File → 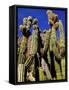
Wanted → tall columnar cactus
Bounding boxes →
[59,20,65,79]
[43,29,51,54]
[54,20,65,80]
[18,36,28,64]
[31,24,39,81]
[59,20,65,56]
[17,16,32,82]
[32,24,39,55]
[50,27,61,59]
[17,26,28,82]
[50,26,62,80]
[46,10,65,80]
[19,18,40,82]
[40,29,52,80]
[17,36,27,81]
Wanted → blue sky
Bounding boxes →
[17,7,66,40]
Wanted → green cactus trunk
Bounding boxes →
[17,64,25,82]
[43,30,51,53]
[59,20,65,79]
[61,58,65,79]
[54,59,62,80]
[38,67,46,81]
[50,27,62,79]
[32,31,38,55]
[59,20,65,48]
[18,36,28,64]
[17,36,28,82]
[50,27,61,59]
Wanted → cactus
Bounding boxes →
[38,67,46,81]
[32,25,39,55]
[47,10,58,27]
[59,20,65,56]
[61,58,65,79]
[17,17,32,82]
[54,59,62,80]
[32,18,38,25]
[59,20,65,79]
[17,64,25,82]
[17,12,66,82]
[17,35,28,82]
[43,29,51,54]
[49,20,65,80]
[50,27,61,59]
[41,58,52,80]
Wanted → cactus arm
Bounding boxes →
[59,20,65,47]
[32,30,38,55]
[59,20,65,79]
[43,30,51,53]
[50,27,61,59]
[59,20,65,57]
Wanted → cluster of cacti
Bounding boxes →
[17,10,65,82]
